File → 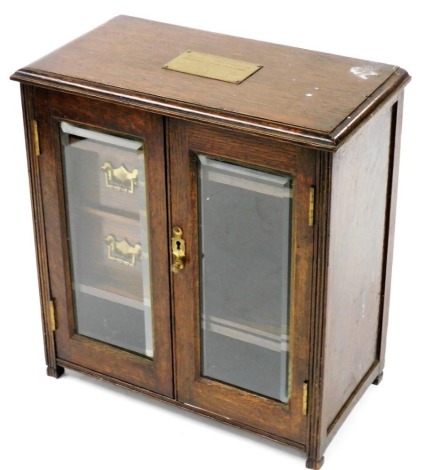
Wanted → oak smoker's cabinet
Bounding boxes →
[12,16,410,469]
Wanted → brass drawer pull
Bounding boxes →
[101,162,138,194]
[104,235,142,267]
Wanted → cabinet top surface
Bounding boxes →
[12,16,410,148]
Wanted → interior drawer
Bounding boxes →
[72,208,147,301]
[64,137,146,215]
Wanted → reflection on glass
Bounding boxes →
[61,122,153,357]
[198,155,292,402]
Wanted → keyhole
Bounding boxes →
[176,240,181,250]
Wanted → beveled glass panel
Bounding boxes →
[198,155,292,402]
[61,122,153,357]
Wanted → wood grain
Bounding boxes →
[320,103,395,450]
[11,16,410,149]
[21,85,63,378]
[306,150,332,464]
[377,93,405,370]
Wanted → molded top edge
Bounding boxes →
[11,16,411,149]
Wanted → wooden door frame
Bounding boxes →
[168,118,315,445]
[33,88,174,397]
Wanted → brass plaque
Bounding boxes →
[163,50,262,84]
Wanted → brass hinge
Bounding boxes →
[303,381,309,415]
[48,299,56,331]
[32,120,41,156]
[308,187,315,226]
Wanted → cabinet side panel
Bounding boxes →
[321,106,393,435]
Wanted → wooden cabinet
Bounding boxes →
[11,16,410,469]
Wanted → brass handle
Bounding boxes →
[101,162,138,194]
[171,226,186,273]
[104,235,142,267]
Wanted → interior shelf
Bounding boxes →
[79,201,147,221]
[78,283,148,310]
[199,155,292,199]
[62,122,144,152]
[202,314,289,352]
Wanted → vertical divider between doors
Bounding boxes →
[167,117,188,403]
[167,119,202,405]
[164,116,178,399]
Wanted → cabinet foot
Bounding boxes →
[306,456,325,469]
[46,365,65,378]
[372,371,384,385]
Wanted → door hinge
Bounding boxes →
[308,187,315,226]
[303,381,309,415]
[32,120,41,157]
[48,299,56,331]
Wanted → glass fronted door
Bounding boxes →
[198,155,293,403]
[170,120,315,443]
[61,122,153,358]
[37,92,173,396]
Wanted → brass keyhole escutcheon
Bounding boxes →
[171,226,186,273]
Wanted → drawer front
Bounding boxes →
[75,209,145,301]
[98,145,146,214]
[65,134,145,215]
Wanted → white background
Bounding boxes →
[0,2,422,469]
